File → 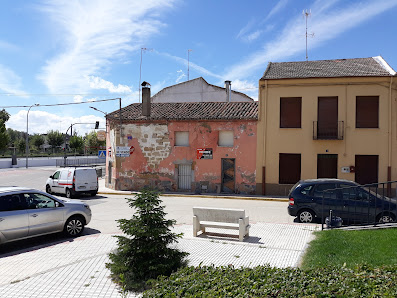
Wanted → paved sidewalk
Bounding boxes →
[97,178,289,202]
[0,223,319,298]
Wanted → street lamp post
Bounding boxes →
[26,103,39,169]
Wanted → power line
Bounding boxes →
[0,97,121,109]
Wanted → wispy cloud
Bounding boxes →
[37,0,176,93]
[0,41,19,52]
[225,0,397,80]
[0,64,28,96]
[175,70,186,83]
[159,51,223,80]
[265,0,289,21]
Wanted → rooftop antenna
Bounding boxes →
[139,47,153,103]
[303,9,314,61]
[187,49,193,81]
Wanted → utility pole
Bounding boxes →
[187,49,193,81]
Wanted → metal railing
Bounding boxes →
[56,157,105,167]
[321,181,397,230]
[313,121,344,140]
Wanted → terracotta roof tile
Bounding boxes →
[107,101,258,121]
[262,57,396,80]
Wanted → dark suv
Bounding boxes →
[287,179,397,224]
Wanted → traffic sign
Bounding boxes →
[98,150,106,158]
[97,130,106,141]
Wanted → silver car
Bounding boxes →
[0,187,92,244]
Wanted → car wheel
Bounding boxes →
[65,188,72,198]
[46,185,52,194]
[298,210,315,223]
[90,191,97,197]
[377,213,396,223]
[64,216,85,237]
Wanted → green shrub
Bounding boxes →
[106,188,188,292]
[143,264,397,297]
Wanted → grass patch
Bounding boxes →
[301,228,397,270]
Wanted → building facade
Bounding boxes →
[106,89,258,194]
[151,77,253,103]
[256,56,397,196]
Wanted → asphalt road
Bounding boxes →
[0,166,295,251]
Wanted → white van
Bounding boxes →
[46,167,98,198]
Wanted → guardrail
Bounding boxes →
[56,158,105,167]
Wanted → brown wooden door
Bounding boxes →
[318,97,338,139]
[221,158,235,193]
[317,154,338,178]
[355,155,378,185]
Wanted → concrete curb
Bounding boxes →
[97,191,289,202]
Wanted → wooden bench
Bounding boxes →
[193,207,250,242]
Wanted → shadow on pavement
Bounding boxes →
[195,232,264,244]
[0,227,101,257]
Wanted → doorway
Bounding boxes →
[221,158,235,193]
[355,155,378,185]
[317,154,338,178]
[178,164,192,190]
[318,97,338,139]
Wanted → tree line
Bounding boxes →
[0,109,105,156]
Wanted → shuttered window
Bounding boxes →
[279,153,301,184]
[175,131,189,146]
[356,96,379,128]
[280,97,302,128]
[218,131,234,147]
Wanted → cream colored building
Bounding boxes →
[256,56,397,196]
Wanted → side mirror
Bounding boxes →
[49,175,53,179]
[55,202,60,208]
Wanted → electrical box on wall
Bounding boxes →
[349,166,355,173]
[341,167,350,173]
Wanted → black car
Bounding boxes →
[287,179,397,224]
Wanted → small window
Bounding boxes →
[175,131,189,146]
[300,185,313,195]
[280,97,302,128]
[218,131,233,147]
[53,171,60,179]
[312,183,337,199]
[356,96,379,128]
[24,193,56,209]
[279,153,301,184]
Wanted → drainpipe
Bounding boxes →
[388,76,393,194]
[262,80,268,195]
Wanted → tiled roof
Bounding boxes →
[107,101,258,121]
[261,56,396,80]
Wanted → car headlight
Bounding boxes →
[84,204,90,210]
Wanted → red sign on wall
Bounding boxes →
[197,148,213,159]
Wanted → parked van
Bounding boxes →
[46,167,98,198]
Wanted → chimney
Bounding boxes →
[142,81,151,116]
[224,80,231,102]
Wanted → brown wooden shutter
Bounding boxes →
[356,96,379,128]
[279,153,301,184]
[280,97,302,128]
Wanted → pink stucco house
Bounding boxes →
[105,85,258,194]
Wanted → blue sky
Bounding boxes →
[1,0,397,135]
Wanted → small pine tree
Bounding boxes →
[106,188,188,291]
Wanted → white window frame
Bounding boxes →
[175,131,189,147]
[218,130,234,147]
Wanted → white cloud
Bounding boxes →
[37,0,176,93]
[176,70,186,83]
[7,110,105,136]
[246,30,262,42]
[236,19,256,40]
[86,76,132,93]
[0,64,28,96]
[73,95,83,103]
[225,0,397,80]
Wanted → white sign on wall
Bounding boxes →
[116,146,131,157]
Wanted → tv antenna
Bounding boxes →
[187,49,193,81]
[139,47,153,102]
[303,9,314,61]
